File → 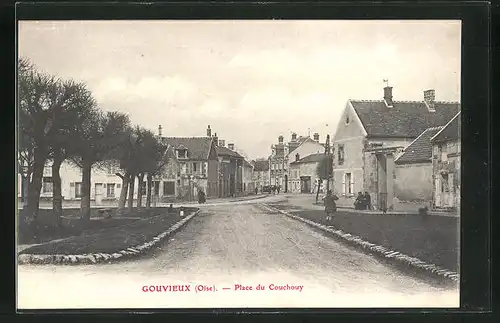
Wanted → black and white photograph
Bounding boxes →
[17,19,461,309]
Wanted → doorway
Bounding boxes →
[300,176,311,193]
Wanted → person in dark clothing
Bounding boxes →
[324,190,338,221]
[354,192,365,210]
[198,189,206,204]
[168,204,174,213]
[255,187,258,195]
[364,191,372,210]
[277,186,280,194]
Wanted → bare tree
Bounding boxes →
[315,155,333,203]
[18,58,80,224]
[70,110,130,222]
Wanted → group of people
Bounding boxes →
[354,191,372,210]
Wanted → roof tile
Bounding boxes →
[395,126,443,164]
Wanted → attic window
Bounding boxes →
[345,114,350,124]
[177,149,187,159]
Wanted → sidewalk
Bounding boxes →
[280,194,458,217]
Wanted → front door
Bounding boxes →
[300,177,311,193]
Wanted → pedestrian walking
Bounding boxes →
[324,190,337,222]
[277,186,280,194]
[255,187,258,195]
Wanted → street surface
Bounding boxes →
[18,198,459,309]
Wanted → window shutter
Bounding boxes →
[350,173,355,195]
[342,174,346,195]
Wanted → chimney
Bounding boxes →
[295,153,300,161]
[206,125,211,137]
[228,143,234,151]
[213,133,218,146]
[158,125,162,137]
[278,135,284,144]
[383,86,393,107]
[424,89,436,111]
[313,133,319,142]
[219,140,225,147]
[291,132,297,141]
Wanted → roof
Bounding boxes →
[395,126,443,164]
[253,160,269,171]
[287,136,326,156]
[161,137,213,160]
[243,159,253,168]
[431,112,461,143]
[290,153,326,165]
[350,100,460,138]
[216,146,244,158]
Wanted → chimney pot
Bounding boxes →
[291,133,297,141]
[278,135,284,143]
[213,133,218,146]
[206,125,211,137]
[424,89,436,106]
[228,143,235,150]
[313,133,319,142]
[158,125,162,137]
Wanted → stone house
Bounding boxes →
[252,159,270,191]
[242,159,255,194]
[430,111,461,211]
[215,141,245,198]
[289,153,325,194]
[331,86,460,210]
[161,135,219,201]
[394,126,444,203]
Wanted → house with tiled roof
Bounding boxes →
[252,159,270,191]
[394,126,443,203]
[332,85,460,211]
[430,111,461,211]
[161,134,219,200]
[289,153,326,193]
[269,132,326,193]
[214,138,245,198]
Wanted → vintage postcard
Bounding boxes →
[17,20,461,309]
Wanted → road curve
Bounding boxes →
[18,203,459,309]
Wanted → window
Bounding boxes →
[202,162,207,176]
[345,114,350,124]
[177,149,187,159]
[164,181,175,195]
[193,162,197,172]
[42,177,53,194]
[440,144,448,161]
[343,173,353,195]
[441,173,449,192]
[139,182,146,195]
[75,182,82,198]
[338,144,345,165]
[107,184,115,198]
[117,183,121,189]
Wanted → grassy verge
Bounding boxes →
[269,204,459,273]
[19,207,198,255]
[17,207,187,245]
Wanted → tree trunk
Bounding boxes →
[146,173,153,209]
[136,173,144,208]
[80,159,92,222]
[22,176,30,208]
[51,155,64,227]
[117,172,130,215]
[25,147,46,224]
[128,173,135,212]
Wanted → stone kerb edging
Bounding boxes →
[18,210,200,265]
[260,204,459,284]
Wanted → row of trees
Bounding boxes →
[18,58,169,227]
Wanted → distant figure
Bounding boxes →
[324,190,338,221]
[180,207,185,217]
[198,189,206,204]
[255,187,258,195]
[277,186,280,194]
[168,204,174,213]
[272,186,276,195]
[354,192,365,210]
[364,191,372,210]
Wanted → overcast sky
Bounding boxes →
[18,20,460,159]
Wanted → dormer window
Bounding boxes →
[176,149,187,159]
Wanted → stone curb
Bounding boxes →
[260,203,459,284]
[18,210,200,265]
